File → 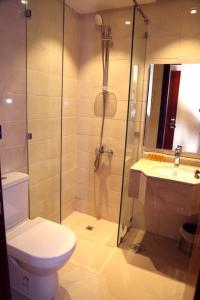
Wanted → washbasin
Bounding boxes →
[151,165,194,179]
[129,159,200,216]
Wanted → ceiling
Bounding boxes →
[65,0,156,14]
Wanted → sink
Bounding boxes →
[151,166,194,180]
[129,159,200,216]
[129,159,200,240]
[130,159,199,184]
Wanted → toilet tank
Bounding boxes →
[2,172,29,230]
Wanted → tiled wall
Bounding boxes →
[73,8,133,222]
[145,0,200,65]
[26,3,133,224]
[132,0,200,240]
[27,0,63,222]
[0,0,27,174]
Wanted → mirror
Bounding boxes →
[144,64,200,154]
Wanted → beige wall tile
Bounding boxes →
[27,4,133,223]
[28,95,61,119]
[62,117,76,137]
[62,135,76,154]
[27,0,63,222]
[29,157,60,186]
[28,138,60,164]
[62,152,76,172]
[0,1,27,174]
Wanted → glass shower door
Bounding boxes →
[0,0,27,175]
[118,7,148,244]
[27,0,64,223]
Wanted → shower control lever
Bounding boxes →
[103,148,114,156]
[95,145,113,157]
[194,169,200,179]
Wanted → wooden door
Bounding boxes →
[163,70,181,149]
[0,166,11,299]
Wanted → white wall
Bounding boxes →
[173,64,200,153]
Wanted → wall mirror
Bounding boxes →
[144,64,200,154]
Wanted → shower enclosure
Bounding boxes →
[0,0,145,244]
[26,0,136,230]
[26,0,64,223]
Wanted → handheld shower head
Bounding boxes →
[95,14,111,40]
[95,14,104,26]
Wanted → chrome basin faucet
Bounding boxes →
[174,145,182,167]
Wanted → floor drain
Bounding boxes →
[129,243,145,253]
[85,225,94,231]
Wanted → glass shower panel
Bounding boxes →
[118,8,147,244]
[62,2,134,227]
[61,6,79,221]
[0,0,27,174]
[27,0,64,223]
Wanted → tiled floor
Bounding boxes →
[57,211,187,300]
[121,228,189,282]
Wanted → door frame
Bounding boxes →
[0,165,11,299]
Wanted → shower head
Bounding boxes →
[95,14,104,26]
[95,14,112,41]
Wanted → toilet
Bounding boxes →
[2,172,76,300]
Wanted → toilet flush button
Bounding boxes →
[23,276,29,289]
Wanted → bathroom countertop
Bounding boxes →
[130,159,200,185]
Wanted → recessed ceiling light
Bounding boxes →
[125,21,131,25]
[190,8,198,14]
[21,0,28,5]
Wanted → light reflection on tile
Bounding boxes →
[58,212,186,300]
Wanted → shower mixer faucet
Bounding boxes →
[95,145,113,157]
[94,145,114,172]
[174,145,182,167]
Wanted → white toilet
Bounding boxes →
[2,172,76,300]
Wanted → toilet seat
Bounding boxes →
[6,217,76,270]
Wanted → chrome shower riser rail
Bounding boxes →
[132,0,149,23]
[94,15,112,172]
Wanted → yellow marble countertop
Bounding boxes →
[130,159,200,185]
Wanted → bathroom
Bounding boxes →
[0,0,200,299]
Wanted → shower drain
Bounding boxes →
[129,243,145,253]
[85,225,94,231]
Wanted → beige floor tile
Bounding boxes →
[121,228,189,282]
[59,261,96,288]
[58,263,121,300]
[60,212,186,300]
[62,211,118,247]
[101,247,185,300]
[70,238,114,273]
[56,287,71,300]
[65,275,111,300]
[62,211,90,230]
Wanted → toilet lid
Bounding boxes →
[6,217,76,268]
